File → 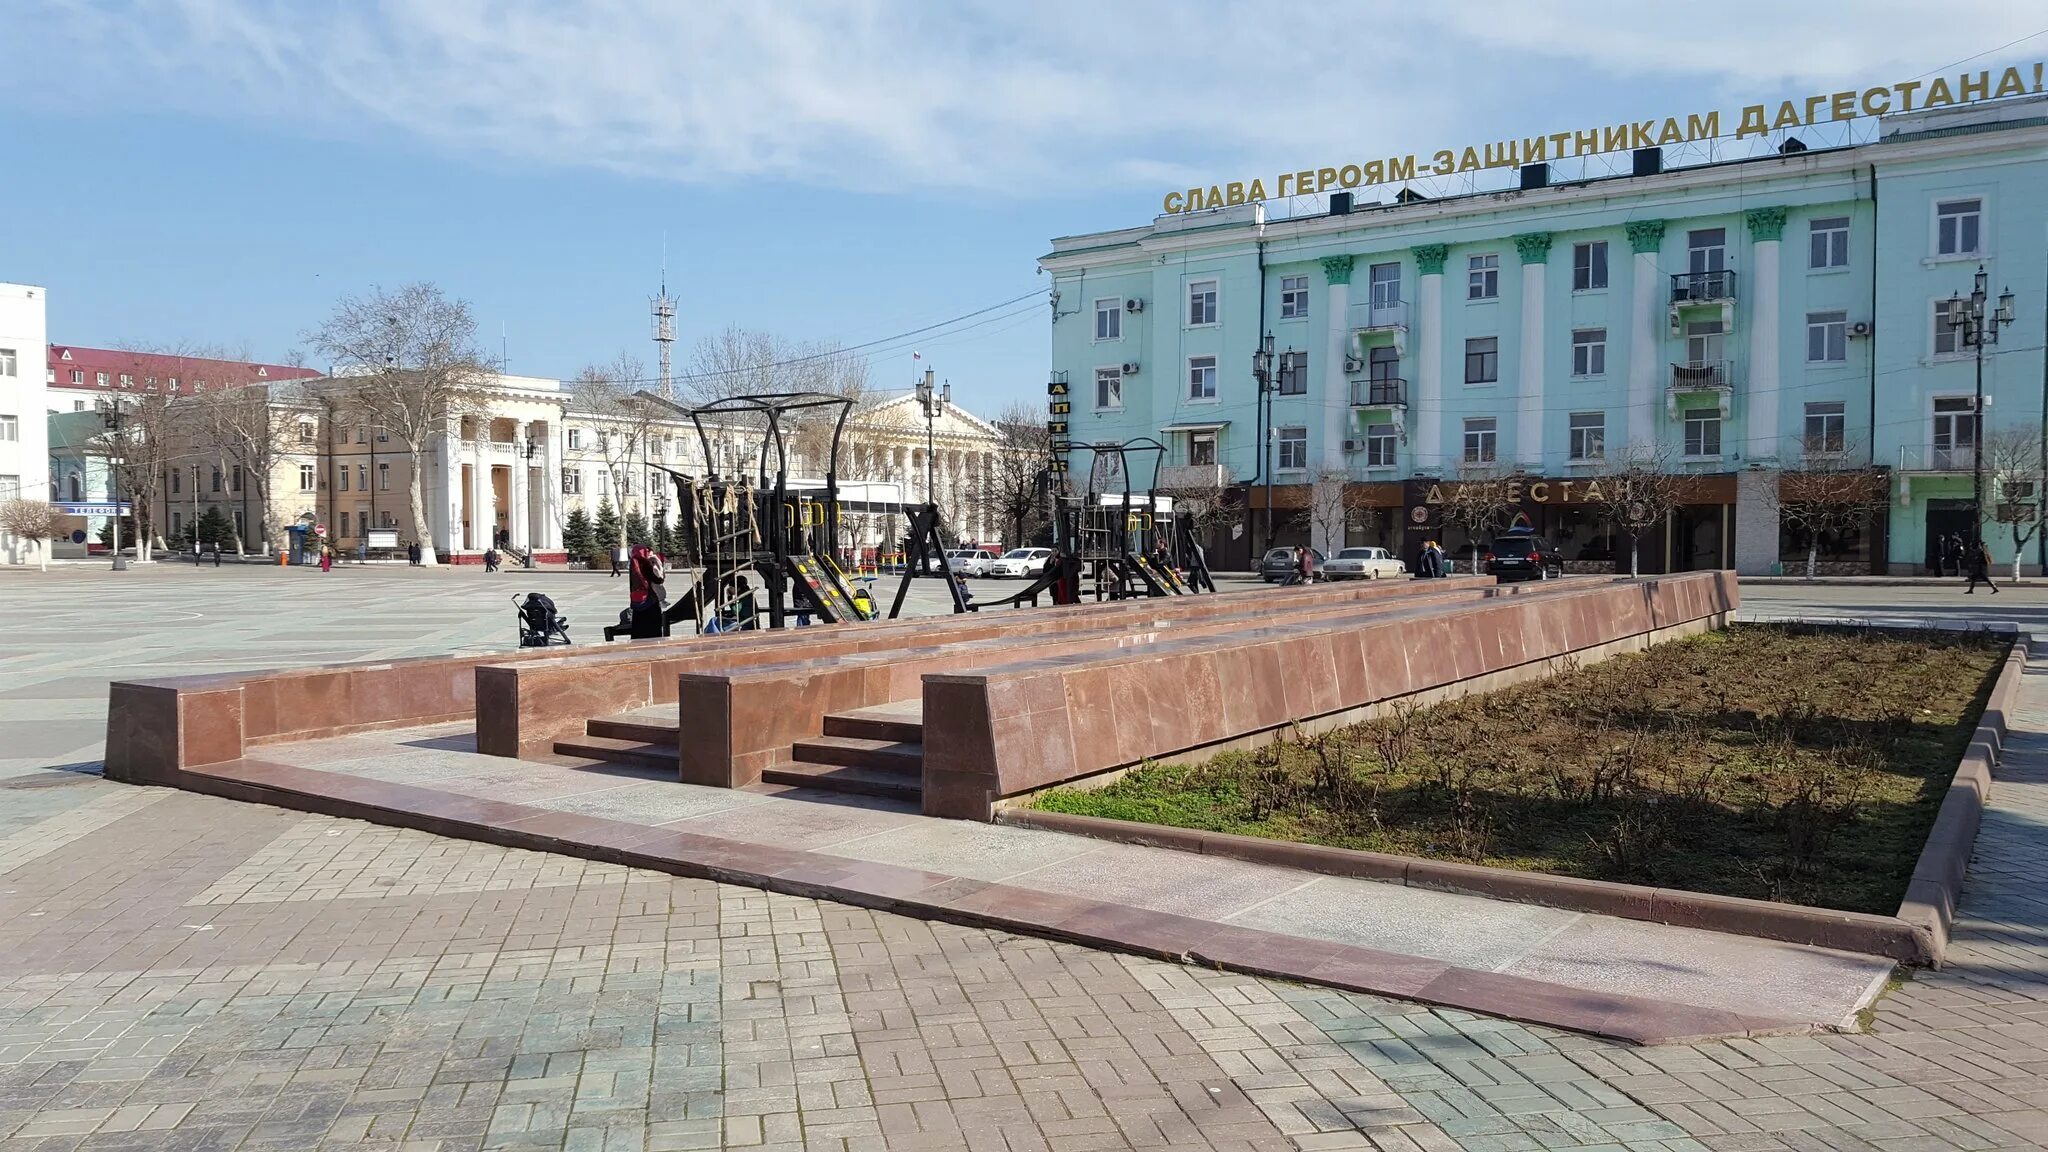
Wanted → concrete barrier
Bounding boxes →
[922,572,1739,820]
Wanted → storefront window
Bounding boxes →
[1552,507,1617,565]
[1780,517,1872,565]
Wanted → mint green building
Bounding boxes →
[1041,94,2048,575]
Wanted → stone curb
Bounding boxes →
[998,629,2030,967]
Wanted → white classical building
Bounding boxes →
[0,283,51,563]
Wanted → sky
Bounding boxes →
[3,1,2045,418]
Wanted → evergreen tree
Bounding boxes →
[594,496,621,557]
[651,515,677,560]
[562,506,595,561]
[625,509,652,549]
[194,506,234,550]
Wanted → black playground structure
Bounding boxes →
[590,394,1213,642]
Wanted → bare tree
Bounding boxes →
[1774,445,1889,581]
[571,353,667,551]
[1298,469,1381,554]
[973,402,1052,547]
[93,393,191,562]
[0,499,66,570]
[687,325,869,405]
[190,380,313,554]
[1435,463,1520,571]
[1588,442,1700,577]
[1158,475,1240,555]
[306,283,494,565]
[1982,428,2043,581]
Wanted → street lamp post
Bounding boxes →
[1250,333,1295,548]
[1945,265,2017,544]
[101,405,127,571]
[914,367,949,508]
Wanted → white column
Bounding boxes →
[1625,220,1666,450]
[1514,233,1550,469]
[1746,208,1785,460]
[1319,256,1353,475]
[468,439,488,551]
[508,446,529,550]
[1413,246,1446,472]
[431,429,458,563]
[540,422,563,550]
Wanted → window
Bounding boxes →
[1568,412,1605,460]
[1683,407,1722,457]
[1936,198,1981,256]
[1463,417,1497,462]
[1572,241,1608,290]
[1277,426,1308,471]
[171,511,182,538]
[1685,318,1725,366]
[357,463,368,491]
[0,476,15,502]
[297,422,314,443]
[1365,424,1397,468]
[0,415,14,442]
[0,349,14,376]
[1368,263,1401,309]
[1279,275,1309,319]
[358,511,369,540]
[1464,337,1498,384]
[563,469,583,495]
[299,465,315,492]
[1806,311,1847,363]
[1187,279,1218,326]
[209,467,222,493]
[1094,298,1122,340]
[1809,217,1849,268]
[378,462,390,491]
[168,377,180,392]
[1278,351,1308,396]
[1467,254,1499,300]
[1189,431,1217,466]
[337,465,349,492]
[96,372,109,387]
[1095,366,1123,409]
[69,368,83,384]
[356,426,367,443]
[1571,328,1607,377]
[1933,397,1978,459]
[170,468,180,494]
[1804,401,1845,453]
[119,374,134,388]
[1934,299,1963,356]
[1188,355,1217,401]
[232,465,243,492]
[1687,228,1726,273]
[1368,345,1398,381]
[73,400,84,412]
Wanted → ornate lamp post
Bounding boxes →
[1945,265,2016,542]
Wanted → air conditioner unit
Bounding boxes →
[1121,361,1141,375]
[1850,320,1874,338]
[1343,438,1363,453]
[1343,356,1365,373]
[1125,298,1145,313]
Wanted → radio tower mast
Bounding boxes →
[650,251,677,400]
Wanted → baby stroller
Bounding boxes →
[515,592,571,647]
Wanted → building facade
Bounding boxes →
[1042,95,2048,575]
[0,284,51,564]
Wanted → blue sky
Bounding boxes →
[3,1,2042,416]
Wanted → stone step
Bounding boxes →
[789,735,923,775]
[551,735,677,772]
[821,703,924,744]
[586,715,679,746]
[760,761,923,801]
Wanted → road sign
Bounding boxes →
[54,502,131,517]
[314,523,327,536]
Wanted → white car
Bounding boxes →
[944,548,997,577]
[990,547,1053,578]
[1322,546,1408,581]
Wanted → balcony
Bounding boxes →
[1669,360,1733,393]
[1669,269,1737,305]
[1348,299,1409,333]
[1350,378,1408,409]
[1897,444,1976,473]
[1156,463,1233,490]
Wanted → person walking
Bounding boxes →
[318,543,333,573]
[627,541,669,638]
[1299,544,1317,585]
[610,543,628,577]
[483,546,501,573]
[1965,537,1998,594]
[407,540,421,566]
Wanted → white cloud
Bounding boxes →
[12,1,2045,197]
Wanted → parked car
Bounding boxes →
[1322,546,1407,581]
[943,548,998,576]
[1483,535,1564,581]
[1258,546,1326,583]
[991,547,1054,577]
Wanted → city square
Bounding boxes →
[8,7,2048,1151]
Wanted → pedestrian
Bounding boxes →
[1187,540,1215,593]
[1966,537,1998,594]
[407,540,420,566]
[211,542,221,568]
[319,543,333,573]
[483,546,501,573]
[953,570,974,607]
[610,543,627,577]
[627,541,669,638]
[1299,544,1317,585]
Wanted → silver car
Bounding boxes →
[1322,546,1407,581]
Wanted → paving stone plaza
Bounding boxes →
[4,566,2048,1151]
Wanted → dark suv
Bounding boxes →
[1483,535,1564,582]
[1259,546,1325,583]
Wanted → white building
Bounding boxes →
[0,283,51,563]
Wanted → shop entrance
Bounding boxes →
[1925,500,1974,573]
[1669,504,1729,571]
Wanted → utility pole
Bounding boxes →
[651,254,677,400]
[1944,265,2016,544]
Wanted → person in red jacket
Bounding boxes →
[627,543,670,638]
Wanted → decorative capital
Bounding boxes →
[1624,219,1666,254]
[1512,232,1553,265]
[1744,205,1788,243]
[1319,255,1355,286]
[1412,243,1449,276]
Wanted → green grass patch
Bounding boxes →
[1035,624,2006,913]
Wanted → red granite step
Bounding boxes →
[586,714,679,746]
[551,735,677,772]
[822,701,924,744]
[760,761,923,801]
[789,735,923,775]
